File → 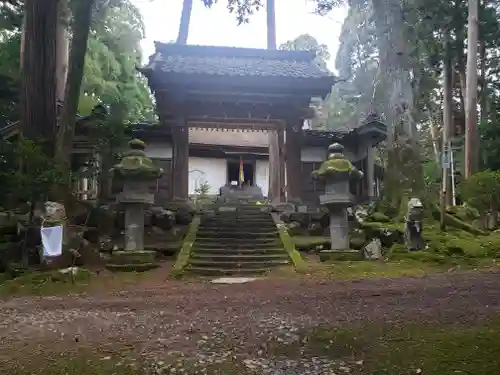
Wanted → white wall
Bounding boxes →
[145,142,173,159]
[301,146,326,162]
[188,157,227,195]
[255,160,269,197]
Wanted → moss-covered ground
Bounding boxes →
[271,319,500,375]
[289,219,500,279]
[0,264,174,298]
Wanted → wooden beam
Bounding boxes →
[189,121,283,131]
[157,101,311,122]
[155,88,310,106]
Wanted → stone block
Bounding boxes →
[109,250,156,265]
[319,249,363,262]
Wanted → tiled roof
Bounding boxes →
[144,42,335,80]
[189,128,269,148]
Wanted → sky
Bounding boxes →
[132,0,348,72]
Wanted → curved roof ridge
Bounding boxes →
[153,41,317,62]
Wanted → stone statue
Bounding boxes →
[107,139,163,271]
[313,143,363,261]
[405,197,424,251]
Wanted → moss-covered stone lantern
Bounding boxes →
[313,143,363,261]
[107,139,163,272]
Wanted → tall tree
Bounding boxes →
[266,0,276,49]
[20,0,58,154]
[265,0,281,202]
[177,0,193,43]
[56,0,95,169]
[465,0,479,178]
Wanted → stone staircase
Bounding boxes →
[186,204,290,276]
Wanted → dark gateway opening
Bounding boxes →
[227,159,254,186]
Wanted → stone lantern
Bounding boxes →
[313,143,363,261]
[107,139,163,271]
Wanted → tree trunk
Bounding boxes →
[19,14,25,71]
[56,0,69,103]
[266,0,276,49]
[478,39,487,123]
[442,34,453,207]
[426,106,440,164]
[176,0,193,44]
[266,0,280,202]
[464,0,479,178]
[56,0,94,169]
[20,0,58,153]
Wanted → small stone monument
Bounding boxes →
[313,143,364,261]
[405,197,424,251]
[107,139,163,271]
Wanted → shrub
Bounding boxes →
[460,171,500,214]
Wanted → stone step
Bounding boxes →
[195,236,279,243]
[201,216,272,221]
[200,219,276,228]
[190,252,288,262]
[193,243,284,251]
[186,266,274,276]
[199,223,276,230]
[202,212,271,215]
[196,230,279,238]
[189,259,289,269]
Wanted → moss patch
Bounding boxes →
[0,269,93,297]
[293,235,330,251]
[312,157,362,178]
[422,222,500,258]
[272,214,308,273]
[366,212,390,223]
[170,215,201,278]
[281,320,500,375]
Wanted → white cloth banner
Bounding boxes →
[41,225,63,257]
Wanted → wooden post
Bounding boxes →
[268,129,281,203]
[278,127,285,202]
[285,120,302,202]
[172,111,189,201]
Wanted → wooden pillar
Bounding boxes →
[278,127,285,202]
[171,112,189,201]
[268,128,281,203]
[286,120,302,202]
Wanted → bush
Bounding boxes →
[460,171,500,214]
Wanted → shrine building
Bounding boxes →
[136,42,385,207]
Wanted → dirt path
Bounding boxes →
[1,271,499,357]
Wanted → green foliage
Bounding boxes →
[195,181,211,197]
[0,139,65,202]
[81,0,154,122]
[279,34,330,69]
[460,171,500,212]
[480,118,500,171]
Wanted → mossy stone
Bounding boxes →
[320,249,363,262]
[106,263,158,272]
[109,250,156,265]
[112,138,162,180]
[367,212,391,223]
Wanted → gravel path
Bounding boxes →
[1,271,500,373]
